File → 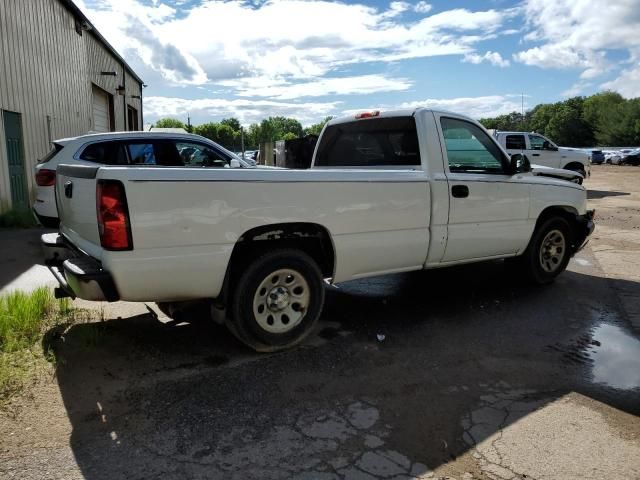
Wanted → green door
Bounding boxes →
[3,110,28,209]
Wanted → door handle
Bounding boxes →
[451,185,469,198]
[532,153,540,156]
[64,181,73,198]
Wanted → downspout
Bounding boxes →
[122,63,127,129]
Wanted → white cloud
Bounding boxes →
[463,50,510,67]
[218,74,412,99]
[144,96,341,126]
[414,1,432,14]
[80,0,513,91]
[344,95,525,120]
[514,0,640,82]
[562,81,593,97]
[601,64,640,98]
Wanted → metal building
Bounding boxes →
[0,0,144,212]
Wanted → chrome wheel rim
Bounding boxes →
[539,229,566,273]
[253,268,310,334]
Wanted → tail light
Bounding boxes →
[35,169,56,186]
[97,180,133,250]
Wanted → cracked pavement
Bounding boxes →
[1,165,640,479]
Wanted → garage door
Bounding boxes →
[92,86,110,132]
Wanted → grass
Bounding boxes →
[0,287,74,407]
[0,208,37,228]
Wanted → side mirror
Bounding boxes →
[229,158,241,168]
[543,141,558,151]
[510,153,531,174]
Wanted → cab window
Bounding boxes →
[506,134,526,150]
[528,134,545,150]
[440,117,507,174]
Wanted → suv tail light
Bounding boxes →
[97,180,133,250]
[35,169,56,186]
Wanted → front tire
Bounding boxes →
[516,217,573,284]
[228,249,325,352]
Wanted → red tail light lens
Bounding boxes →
[35,169,56,186]
[97,180,132,250]
[355,110,380,119]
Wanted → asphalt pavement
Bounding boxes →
[0,165,639,480]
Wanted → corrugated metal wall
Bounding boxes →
[0,0,143,211]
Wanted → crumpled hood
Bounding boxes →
[531,164,583,182]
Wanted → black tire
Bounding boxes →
[564,164,586,183]
[515,216,573,285]
[228,249,325,352]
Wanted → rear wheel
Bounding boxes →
[228,249,325,352]
[514,216,573,284]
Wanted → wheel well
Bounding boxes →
[563,161,586,172]
[219,223,335,305]
[535,206,580,243]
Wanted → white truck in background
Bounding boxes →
[492,131,591,181]
[43,109,594,352]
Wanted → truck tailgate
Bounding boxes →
[55,164,103,258]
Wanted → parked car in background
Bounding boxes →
[589,150,605,164]
[620,148,640,166]
[33,132,251,227]
[492,131,591,179]
[604,151,622,165]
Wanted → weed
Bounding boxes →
[0,288,77,406]
[0,208,37,228]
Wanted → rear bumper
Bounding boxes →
[42,233,119,302]
[574,209,595,253]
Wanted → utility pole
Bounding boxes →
[521,93,525,130]
[240,126,245,158]
[187,114,192,133]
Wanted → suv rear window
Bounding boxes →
[38,143,64,164]
[315,117,420,167]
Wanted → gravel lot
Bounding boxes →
[1,164,639,480]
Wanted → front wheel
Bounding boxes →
[228,249,325,352]
[515,217,573,284]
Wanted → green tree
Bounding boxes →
[194,122,219,142]
[304,116,333,136]
[154,118,186,129]
[282,132,298,141]
[220,118,241,132]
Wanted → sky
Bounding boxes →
[75,0,640,126]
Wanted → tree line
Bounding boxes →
[153,91,640,149]
[153,116,332,151]
[479,91,640,147]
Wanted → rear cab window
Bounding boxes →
[314,117,420,167]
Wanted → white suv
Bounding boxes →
[33,131,249,227]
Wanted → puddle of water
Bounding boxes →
[591,324,640,390]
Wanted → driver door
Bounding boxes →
[437,116,532,262]
[527,134,560,169]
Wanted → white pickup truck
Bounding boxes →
[492,131,591,180]
[43,109,594,351]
